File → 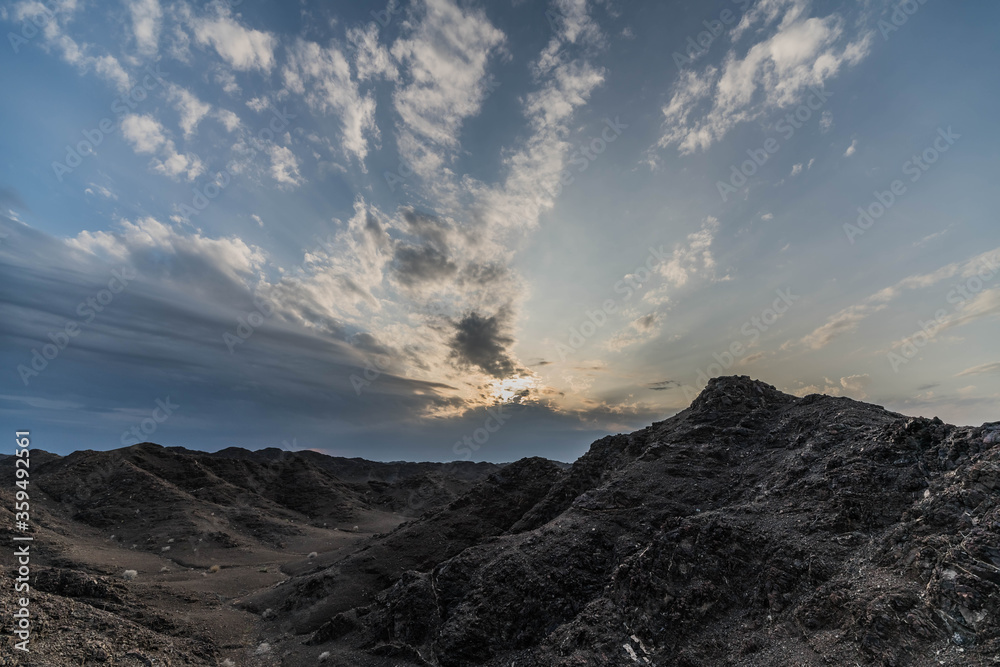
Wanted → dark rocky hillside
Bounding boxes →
[281,376,1000,666]
[3,376,999,666]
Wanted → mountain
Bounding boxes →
[2,376,999,666]
[0,443,501,665]
[274,376,1000,666]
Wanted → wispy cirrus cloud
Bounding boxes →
[658,0,873,154]
[283,38,379,165]
[795,246,1000,350]
[9,0,131,92]
[390,0,506,182]
[958,362,1000,377]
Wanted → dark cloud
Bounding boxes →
[460,262,508,286]
[393,243,458,286]
[350,332,389,355]
[449,310,518,379]
[0,220,457,443]
[634,313,660,330]
[647,379,679,391]
[0,219,665,462]
[401,208,451,250]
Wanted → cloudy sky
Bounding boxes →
[2,0,998,461]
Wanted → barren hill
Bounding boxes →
[3,376,999,666]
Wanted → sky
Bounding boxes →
[1,0,999,462]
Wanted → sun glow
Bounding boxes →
[486,375,538,404]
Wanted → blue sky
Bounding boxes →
[2,0,999,461]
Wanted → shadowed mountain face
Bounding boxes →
[280,377,1000,666]
[2,377,999,666]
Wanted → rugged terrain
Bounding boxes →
[0,444,499,665]
[4,376,1000,666]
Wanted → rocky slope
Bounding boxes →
[0,443,501,665]
[280,376,1000,666]
[3,376,999,666]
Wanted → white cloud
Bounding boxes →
[92,54,131,92]
[797,246,1000,350]
[283,39,377,165]
[10,0,133,92]
[348,23,397,81]
[468,58,605,235]
[536,0,604,72]
[844,139,857,157]
[839,373,871,399]
[129,0,162,57]
[790,163,803,176]
[889,288,1000,352]
[215,108,241,132]
[605,313,662,351]
[820,110,833,132]
[390,0,506,180]
[190,4,276,72]
[268,145,304,188]
[246,96,269,112]
[658,0,872,154]
[84,184,117,200]
[912,227,950,248]
[121,114,204,181]
[792,374,871,399]
[658,217,721,288]
[70,216,265,287]
[151,151,204,182]
[215,69,240,95]
[121,114,167,154]
[957,362,1000,377]
[168,85,211,137]
[218,1,618,412]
